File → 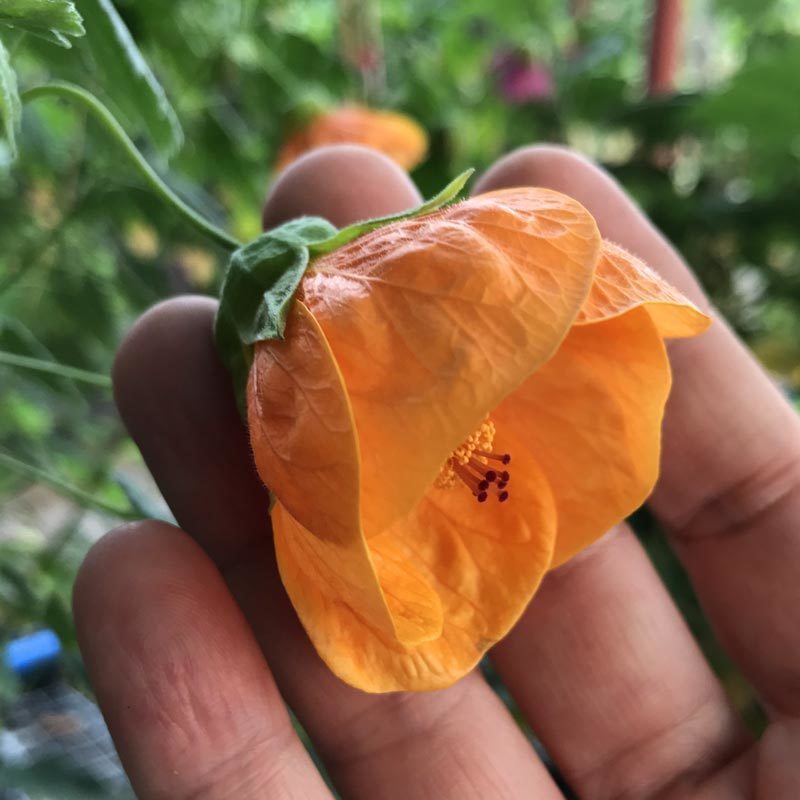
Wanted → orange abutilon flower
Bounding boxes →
[216,174,709,693]
[276,105,428,172]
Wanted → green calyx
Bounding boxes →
[214,168,474,413]
[214,216,337,413]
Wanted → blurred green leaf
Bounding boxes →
[0,390,53,437]
[0,760,128,798]
[42,590,74,642]
[76,0,183,158]
[0,451,139,518]
[0,0,84,47]
[692,39,800,161]
[714,0,779,15]
[0,560,38,610]
[0,315,87,402]
[0,36,20,157]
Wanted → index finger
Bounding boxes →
[480,145,800,717]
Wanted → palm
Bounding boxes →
[74,146,800,799]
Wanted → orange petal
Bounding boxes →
[494,306,670,567]
[577,240,710,337]
[273,501,442,647]
[302,187,601,535]
[277,106,428,172]
[343,107,428,170]
[249,301,441,645]
[274,434,556,692]
[248,300,360,545]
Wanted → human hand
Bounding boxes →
[74,145,800,799]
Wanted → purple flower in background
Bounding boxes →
[492,50,554,104]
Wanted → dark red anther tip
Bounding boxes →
[485,470,497,483]
[501,470,510,483]
[477,491,488,503]
[497,480,507,490]
[498,491,509,502]
[478,479,490,491]
[502,454,511,465]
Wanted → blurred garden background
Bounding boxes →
[1,0,799,795]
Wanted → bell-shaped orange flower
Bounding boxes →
[218,182,709,693]
[276,105,428,172]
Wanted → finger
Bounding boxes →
[756,720,800,797]
[475,150,752,797]
[263,144,422,229]
[478,145,800,716]
[73,521,333,800]
[114,146,564,799]
[494,527,751,799]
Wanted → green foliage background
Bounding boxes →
[1,0,799,780]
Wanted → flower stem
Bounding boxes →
[20,82,242,251]
[0,349,112,388]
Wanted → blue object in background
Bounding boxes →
[1,630,132,797]
[3,631,62,684]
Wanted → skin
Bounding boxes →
[73,144,800,799]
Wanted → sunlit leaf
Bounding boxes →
[0,0,84,47]
[76,0,183,158]
[0,37,20,158]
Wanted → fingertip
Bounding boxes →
[474,144,602,198]
[71,521,317,800]
[263,144,422,229]
[72,523,130,627]
[111,295,231,456]
[72,520,197,627]
[72,521,212,681]
[757,720,800,795]
[111,294,268,566]
[72,517,262,697]
[112,296,218,420]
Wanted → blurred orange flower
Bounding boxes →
[245,188,709,692]
[276,105,428,172]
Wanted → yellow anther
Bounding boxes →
[435,417,496,489]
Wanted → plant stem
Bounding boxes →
[0,350,112,388]
[20,82,242,251]
[0,452,138,520]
